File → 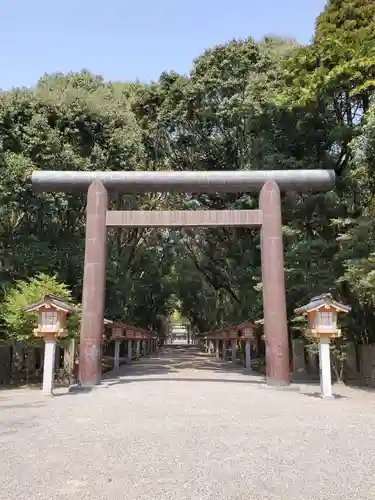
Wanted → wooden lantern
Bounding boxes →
[110,321,148,341]
[253,318,265,341]
[308,309,337,336]
[112,326,124,340]
[228,329,237,340]
[104,318,113,334]
[24,295,79,396]
[294,293,351,400]
[127,328,144,340]
[24,294,79,340]
[126,329,136,339]
[240,324,255,341]
[294,293,351,339]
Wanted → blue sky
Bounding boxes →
[1,0,326,90]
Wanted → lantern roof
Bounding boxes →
[109,320,155,339]
[236,322,257,330]
[24,294,80,314]
[294,293,351,314]
[203,321,258,338]
[196,332,207,338]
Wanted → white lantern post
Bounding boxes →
[111,326,124,370]
[24,295,79,396]
[242,326,254,373]
[127,330,134,362]
[295,294,351,400]
[230,330,237,365]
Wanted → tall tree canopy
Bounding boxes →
[1,1,374,345]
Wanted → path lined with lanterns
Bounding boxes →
[197,322,262,372]
[23,292,351,399]
[104,319,158,371]
[2,342,375,500]
[1,292,372,500]
[24,294,159,396]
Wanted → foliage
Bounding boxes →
[0,0,375,359]
[294,312,350,383]
[276,0,375,177]
[334,101,375,329]
[279,0,375,110]
[1,273,79,341]
[305,338,349,383]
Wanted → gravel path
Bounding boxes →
[1,344,375,500]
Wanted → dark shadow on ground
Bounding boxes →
[301,392,347,400]
[105,376,266,387]
[344,384,375,394]
[0,384,42,392]
[103,345,260,382]
[0,401,46,409]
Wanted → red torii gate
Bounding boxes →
[32,169,335,388]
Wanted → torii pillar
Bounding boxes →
[260,181,290,385]
[78,180,108,387]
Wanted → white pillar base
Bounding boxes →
[43,339,56,396]
[319,337,332,399]
[114,340,120,370]
[223,341,228,361]
[245,341,252,372]
[127,340,132,362]
[231,340,237,365]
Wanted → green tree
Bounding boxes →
[278,0,375,173]
[0,71,171,331]
[2,0,375,357]
[1,273,79,341]
[334,101,375,342]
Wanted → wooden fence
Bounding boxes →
[0,340,75,386]
[1,339,375,388]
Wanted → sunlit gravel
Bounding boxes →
[1,345,375,500]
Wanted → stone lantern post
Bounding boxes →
[24,294,79,395]
[241,324,256,373]
[111,324,124,370]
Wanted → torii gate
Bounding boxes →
[32,169,335,388]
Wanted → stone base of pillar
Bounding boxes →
[260,383,300,391]
[321,394,335,400]
[265,378,292,387]
[68,382,110,393]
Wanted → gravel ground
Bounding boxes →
[1,345,375,500]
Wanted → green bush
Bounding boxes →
[1,273,80,341]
